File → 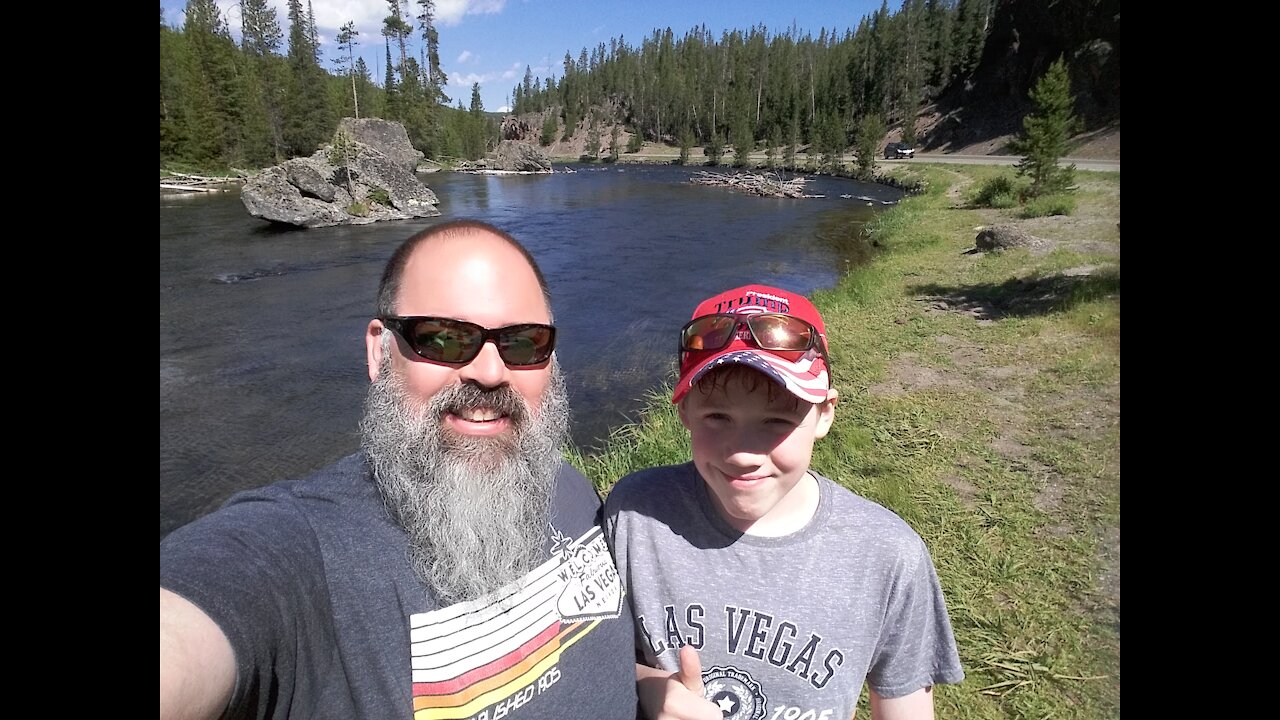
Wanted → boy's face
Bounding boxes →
[679,368,837,534]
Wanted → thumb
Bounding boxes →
[675,643,704,694]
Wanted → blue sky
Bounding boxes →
[160,0,889,113]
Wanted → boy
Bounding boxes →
[604,284,963,720]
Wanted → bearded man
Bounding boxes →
[160,221,639,720]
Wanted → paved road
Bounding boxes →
[895,153,1119,173]
[609,149,1119,173]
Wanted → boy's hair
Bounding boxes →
[673,284,831,405]
[690,365,808,411]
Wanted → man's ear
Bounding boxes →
[366,319,387,382]
[812,388,839,439]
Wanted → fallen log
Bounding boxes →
[160,170,248,192]
[689,170,815,198]
[160,183,221,193]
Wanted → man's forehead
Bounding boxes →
[397,232,548,316]
[406,232,529,274]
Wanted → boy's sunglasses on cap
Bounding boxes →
[381,316,557,366]
[680,313,828,359]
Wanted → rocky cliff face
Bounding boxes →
[925,0,1120,151]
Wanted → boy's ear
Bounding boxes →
[812,389,839,439]
[677,399,693,430]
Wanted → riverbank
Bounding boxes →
[572,162,1121,718]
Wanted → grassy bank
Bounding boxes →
[570,163,1121,719]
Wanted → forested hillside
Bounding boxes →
[159,0,1120,173]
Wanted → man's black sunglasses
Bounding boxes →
[380,316,557,366]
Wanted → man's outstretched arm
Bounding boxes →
[160,587,237,720]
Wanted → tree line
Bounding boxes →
[160,0,495,173]
[513,0,993,165]
[160,0,995,174]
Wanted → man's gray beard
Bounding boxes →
[359,356,571,603]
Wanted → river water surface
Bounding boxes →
[160,164,901,538]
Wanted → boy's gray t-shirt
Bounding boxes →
[604,462,963,719]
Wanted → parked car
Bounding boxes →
[884,142,916,159]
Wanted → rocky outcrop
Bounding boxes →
[500,116,534,141]
[240,118,440,228]
[337,117,424,173]
[491,140,552,172]
[454,140,553,173]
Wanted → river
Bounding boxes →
[159,163,901,537]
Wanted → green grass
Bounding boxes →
[570,163,1120,719]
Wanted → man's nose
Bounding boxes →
[456,339,509,387]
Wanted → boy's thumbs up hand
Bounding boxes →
[636,644,720,720]
[675,643,704,694]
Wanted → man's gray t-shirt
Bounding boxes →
[161,453,638,720]
[603,462,963,720]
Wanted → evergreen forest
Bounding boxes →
[160,0,1005,174]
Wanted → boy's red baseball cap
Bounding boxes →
[672,284,831,405]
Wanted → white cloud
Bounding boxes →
[436,0,508,27]
[219,1,501,44]
[451,71,490,85]
[456,50,473,63]
[497,105,511,113]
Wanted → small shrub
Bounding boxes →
[346,202,369,217]
[972,175,1020,207]
[988,191,1018,208]
[1020,193,1077,218]
[368,187,391,206]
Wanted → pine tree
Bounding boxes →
[329,127,360,199]
[417,0,449,105]
[1012,56,1079,198]
[608,124,621,162]
[584,121,601,161]
[383,0,413,80]
[160,20,191,167]
[181,0,245,169]
[240,0,283,57]
[336,22,360,118]
[240,0,287,161]
[730,117,753,168]
[466,82,486,159]
[854,113,885,179]
[283,0,335,156]
[541,112,558,146]
[678,124,694,165]
[705,130,723,166]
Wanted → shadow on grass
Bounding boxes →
[911,267,1120,320]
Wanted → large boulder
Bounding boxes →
[974,225,1053,253]
[241,120,440,228]
[490,140,552,172]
